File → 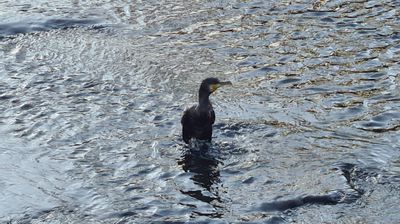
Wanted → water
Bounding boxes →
[1,0,400,223]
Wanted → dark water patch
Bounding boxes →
[371,112,400,122]
[277,78,301,86]
[306,10,335,16]
[358,123,400,133]
[356,111,400,133]
[0,18,102,38]
[42,19,101,30]
[364,72,386,79]
[303,87,330,93]
[321,17,334,23]
[82,81,100,89]
[111,210,137,218]
[258,191,343,212]
[242,176,255,184]
[236,58,262,68]
[368,93,400,102]
[0,94,14,100]
[216,122,278,141]
[237,66,278,80]
[336,22,357,28]
[390,32,400,40]
[19,103,34,110]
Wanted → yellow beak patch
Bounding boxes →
[210,81,232,93]
[210,84,221,92]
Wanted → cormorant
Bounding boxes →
[181,77,232,144]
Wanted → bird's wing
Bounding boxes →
[181,107,194,144]
[210,109,215,124]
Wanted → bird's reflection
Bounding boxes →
[178,142,223,212]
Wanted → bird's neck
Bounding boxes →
[198,91,211,110]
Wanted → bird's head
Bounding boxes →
[200,77,232,94]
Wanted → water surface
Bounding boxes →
[1,0,400,223]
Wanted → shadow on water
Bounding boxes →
[178,141,224,218]
[258,191,344,212]
[257,162,365,213]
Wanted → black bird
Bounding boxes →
[181,77,232,144]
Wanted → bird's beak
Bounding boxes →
[211,81,232,93]
[219,81,233,86]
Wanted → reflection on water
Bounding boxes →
[178,143,223,218]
